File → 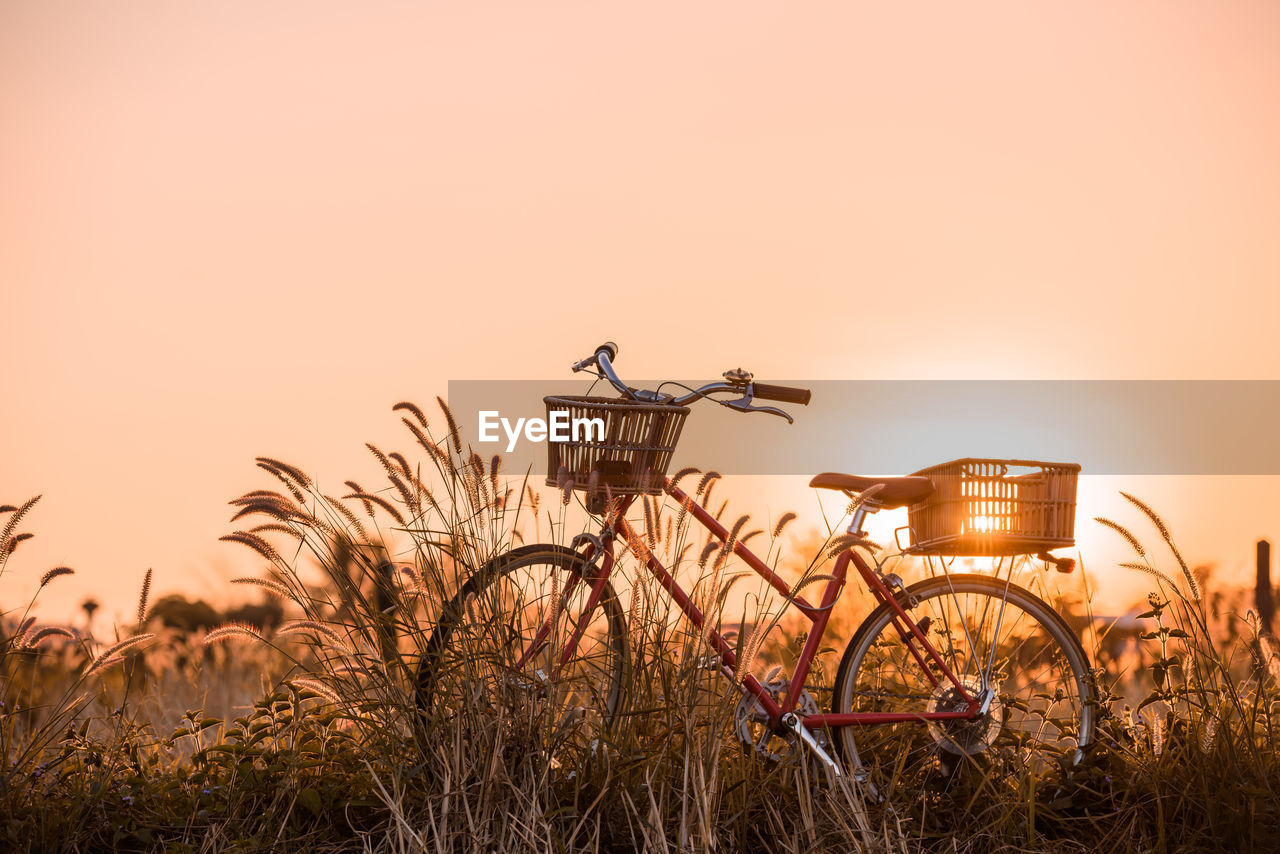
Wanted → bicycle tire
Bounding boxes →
[831,573,1094,798]
[415,544,629,731]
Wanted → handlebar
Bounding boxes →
[571,341,618,373]
[752,383,812,406]
[570,341,812,421]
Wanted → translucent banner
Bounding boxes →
[446,380,1280,476]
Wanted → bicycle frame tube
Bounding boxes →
[522,479,980,732]
[662,483,823,619]
[656,482,977,724]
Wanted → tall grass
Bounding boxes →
[207,400,883,851]
[1,403,1278,851]
[0,498,163,846]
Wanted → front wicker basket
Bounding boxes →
[905,458,1081,556]
[543,395,689,509]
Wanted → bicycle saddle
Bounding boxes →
[808,473,934,508]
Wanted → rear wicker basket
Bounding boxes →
[543,395,689,509]
[905,459,1080,556]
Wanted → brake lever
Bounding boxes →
[721,394,794,423]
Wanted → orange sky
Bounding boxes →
[3,2,1280,625]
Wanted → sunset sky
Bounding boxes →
[3,2,1279,625]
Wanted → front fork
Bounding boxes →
[512,530,615,673]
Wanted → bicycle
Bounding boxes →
[416,342,1095,798]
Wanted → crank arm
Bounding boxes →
[781,713,843,776]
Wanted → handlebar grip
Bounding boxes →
[571,342,620,373]
[753,383,812,405]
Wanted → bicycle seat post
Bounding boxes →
[844,488,883,540]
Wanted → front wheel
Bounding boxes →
[415,545,629,736]
[832,573,1094,800]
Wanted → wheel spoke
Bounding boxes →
[416,548,627,737]
[835,574,1093,799]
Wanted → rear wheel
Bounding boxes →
[832,573,1093,800]
[415,545,629,735]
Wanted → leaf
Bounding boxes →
[1136,690,1164,712]
[298,787,322,816]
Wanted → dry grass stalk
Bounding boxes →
[21,626,76,648]
[643,497,657,550]
[137,569,153,627]
[342,492,407,526]
[39,566,74,587]
[436,396,462,455]
[1120,561,1181,590]
[249,522,304,540]
[14,616,36,640]
[1121,491,1201,601]
[289,677,343,704]
[255,458,311,502]
[392,400,430,430]
[202,623,264,645]
[345,480,374,516]
[277,620,346,646]
[0,494,40,550]
[220,531,284,564]
[733,621,769,683]
[255,457,311,489]
[230,498,299,524]
[668,467,699,491]
[87,634,155,673]
[367,444,418,515]
[1095,516,1147,557]
[231,576,295,600]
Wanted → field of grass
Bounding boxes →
[3,400,1279,853]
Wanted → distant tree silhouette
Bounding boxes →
[80,597,99,633]
[148,594,219,633]
[225,597,284,631]
[143,594,284,635]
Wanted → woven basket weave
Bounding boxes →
[905,458,1080,556]
[543,395,689,508]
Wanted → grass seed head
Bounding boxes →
[39,566,74,587]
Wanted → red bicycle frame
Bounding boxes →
[517,477,982,740]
